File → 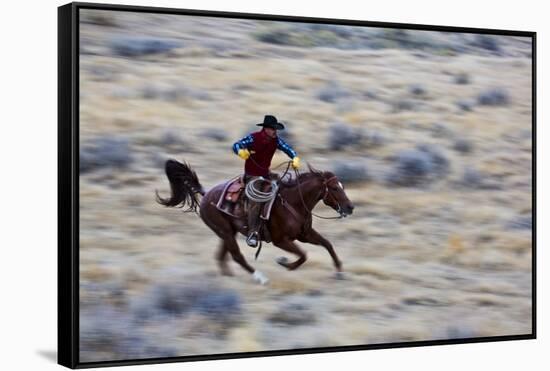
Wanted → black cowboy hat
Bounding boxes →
[257,115,285,130]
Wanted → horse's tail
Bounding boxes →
[156,159,205,212]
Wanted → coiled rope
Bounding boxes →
[245,177,279,203]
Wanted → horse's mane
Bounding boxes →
[279,163,326,188]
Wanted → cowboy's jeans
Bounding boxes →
[247,200,262,236]
[244,174,262,237]
[244,173,279,239]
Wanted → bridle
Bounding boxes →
[293,169,346,220]
[320,175,343,208]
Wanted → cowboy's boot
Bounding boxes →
[246,201,261,248]
[246,231,259,248]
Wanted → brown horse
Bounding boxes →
[156,159,354,284]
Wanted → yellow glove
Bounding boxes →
[238,148,250,160]
[291,156,301,169]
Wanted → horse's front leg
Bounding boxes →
[300,228,343,273]
[274,239,307,270]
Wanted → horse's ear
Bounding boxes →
[306,162,317,174]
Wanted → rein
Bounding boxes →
[260,161,343,220]
[292,169,344,220]
[248,156,293,177]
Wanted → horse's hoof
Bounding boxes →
[276,256,289,267]
[333,271,347,280]
[252,270,270,285]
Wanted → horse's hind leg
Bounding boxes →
[274,239,307,270]
[223,236,254,273]
[224,236,269,284]
[299,228,342,272]
[201,200,267,284]
[216,240,233,276]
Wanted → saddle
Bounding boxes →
[215,175,244,216]
[215,175,279,242]
[225,175,245,203]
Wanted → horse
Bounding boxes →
[156,159,355,285]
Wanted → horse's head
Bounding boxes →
[319,171,355,217]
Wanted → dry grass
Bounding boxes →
[78,10,533,362]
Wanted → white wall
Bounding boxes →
[0,0,544,370]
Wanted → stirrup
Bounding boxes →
[246,232,259,248]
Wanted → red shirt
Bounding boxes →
[244,130,278,177]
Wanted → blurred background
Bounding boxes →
[78,9,532,362]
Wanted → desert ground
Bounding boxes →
[78,10,533,362]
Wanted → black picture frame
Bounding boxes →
[58,2,536,369]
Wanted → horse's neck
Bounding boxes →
[282,178,323,212]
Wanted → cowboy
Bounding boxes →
[232,115,300,247]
